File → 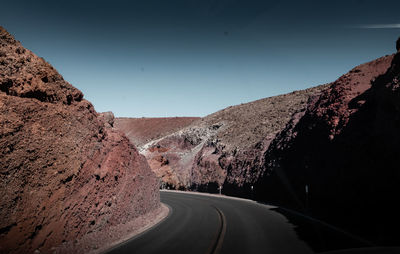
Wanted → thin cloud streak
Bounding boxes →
[359,24,400,29]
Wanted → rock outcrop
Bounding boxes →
[0,27,160,254]
[259,44,399,244]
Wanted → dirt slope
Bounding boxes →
[0,27,160,254]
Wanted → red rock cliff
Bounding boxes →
[0,27,160,253]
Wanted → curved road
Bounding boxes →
[107,191,313,254]
[106,191,400,254]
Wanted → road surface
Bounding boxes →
[107,191,314,254]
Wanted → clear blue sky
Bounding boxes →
[1,0,399,117]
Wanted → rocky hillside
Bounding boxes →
[0,27,160,254]
[124,84,328,191]
[258,42,399,244]
[115,117,199,147]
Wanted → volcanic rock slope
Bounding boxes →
[127,84,328,192]
[0,27,160,254]
[259,42,399,244]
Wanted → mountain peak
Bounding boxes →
[0,26,84,104]
[0,26,17,45]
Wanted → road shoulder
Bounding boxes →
[54,203,170,254]
[98,203,170,254]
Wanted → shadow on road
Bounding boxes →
[269,207,372,253]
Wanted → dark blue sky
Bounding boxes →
[1,0,399,117]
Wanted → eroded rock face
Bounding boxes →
[0,27,159,253]
[260,49,399,243]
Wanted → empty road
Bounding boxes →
[106,191,314,254]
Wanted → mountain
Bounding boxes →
[117,84,328,191]
[0,27,160,254]
[258,41,399,244]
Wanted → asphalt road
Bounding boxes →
[107,191,314,254]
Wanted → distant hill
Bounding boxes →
[116,83,328,189]
[115,117,199,147]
